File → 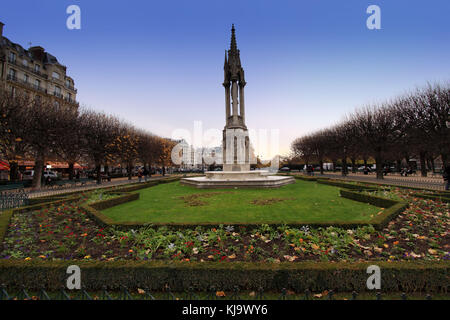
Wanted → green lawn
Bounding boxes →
[100,180,381,224]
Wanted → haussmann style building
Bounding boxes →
[0,21,78,108]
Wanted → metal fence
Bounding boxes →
[0,189,29,211]
[0,285,436,301]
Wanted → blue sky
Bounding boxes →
[1,0,449,157]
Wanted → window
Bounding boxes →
[66,93,72,102]
[22,59,28,67]
[8,52,16,63]
[65,79,71,87]
[52,72,60,80]
[34,64,40,72]
[8,68,16,79]
[23,74,29,83]
[54,86,61,97]
[35,79,41,89]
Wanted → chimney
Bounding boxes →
[0,22,4,38]
[29,46,45,61]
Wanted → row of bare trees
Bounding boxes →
[291,83,450,179]
[0,88,176,188]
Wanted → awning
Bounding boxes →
[0,161,9,171]
[0,160,87,170]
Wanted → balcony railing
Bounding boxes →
[65,83,77,93]
[6,74,18,82]
[7,58,48,80]
[31,68,48,79]
[53,92,63,98]
[34,85,47,93]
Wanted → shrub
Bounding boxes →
[90,193,139,211]
[0,260,447,293]
[318,179,377,191]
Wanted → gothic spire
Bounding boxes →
[230,24,238,54]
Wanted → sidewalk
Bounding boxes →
[302,172,446,191]
[26,175,169,198]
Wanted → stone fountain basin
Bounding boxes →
[180,171,295,188]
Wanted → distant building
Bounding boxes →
[0,21,78,107]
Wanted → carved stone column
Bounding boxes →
[231,81,238,122]
[224,83,230,121]
[239,82,245,124]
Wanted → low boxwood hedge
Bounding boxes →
[339,189,408,230]
[339,189,398,208]
[414,193,450,203]
[0,260,447,293]
[317,179,378,191]
[89,193,139,211]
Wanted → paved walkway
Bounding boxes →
[26,175,170,198]
[301,172,446,191]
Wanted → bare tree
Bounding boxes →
[0,89,32,181]
[79,109,120,184]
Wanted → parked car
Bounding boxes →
[23,170,59,180]
[279,167,290,172]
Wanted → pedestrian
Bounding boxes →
[138,169,143,183]
[443,165,450,191]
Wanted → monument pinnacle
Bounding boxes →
[230,24,238,54]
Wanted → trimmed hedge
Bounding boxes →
[414,193,450,204]
[0,259,447,293]
[317,179,378,191]
[0,210,13,246]
[339,189,408,230]
[339,189,398,208]
[89,193,139,211]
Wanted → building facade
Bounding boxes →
[0,22,78,107]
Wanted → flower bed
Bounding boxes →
[0,178,448,292]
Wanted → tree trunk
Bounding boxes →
[32,153,45,189]
[127,162,132,180]
[429,157,436,174]
[419,152,427,177]
[363,158,367,168]
[95,162,102,184]
[68,162,75,180]
[351,158,357,173]
[332,159,337,172]
[9,161,18,182]
[375,152,384,179]
[441,153,449,168]
[162,166,166,176]
[342,157,348,176]
[319,158,324,175]
[396,160,402,173]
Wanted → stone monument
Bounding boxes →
[181,25,295,188]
